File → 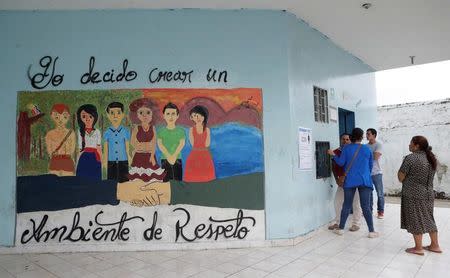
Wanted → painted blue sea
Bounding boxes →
[155,122,264,179]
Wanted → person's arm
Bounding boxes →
[373,143,382,160]
[130,127,138,155]
[157,138,171,158]
[151,126,157,154]
[96,130,102,158]
[373,152,382,161]
[333,146,347,167]
[125,141,132,162]
[150,126,157,165]
[398,155,411,182]
[169,173,264,210]
[331,158,341,182]
[77,130,82,151]
[205,128,211,148]
[368,148,374,173]
[67,132,76,157]
[17,175,119,213]
[103,142,108,168]
[45,132,55,156]
[172,138,185,161]
[17,175,165,213]
[189,127,194,146]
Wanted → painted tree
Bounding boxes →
[17,111,45,161]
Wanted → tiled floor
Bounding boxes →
[1,203,449,278]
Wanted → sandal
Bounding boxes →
[405,247,424,256]
[424,246,443,253]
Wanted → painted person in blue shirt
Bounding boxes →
[103,102,131,182]
[327,127,378,238]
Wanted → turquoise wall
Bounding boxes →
[264,14,376,238]
[0,9,376,246]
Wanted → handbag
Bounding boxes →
[337,144,362,187]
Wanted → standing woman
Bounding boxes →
[184,105,216,182]
[398,136,442,255]
[76,104,102,180]
[128,98,166,182]
[327,128,378,238]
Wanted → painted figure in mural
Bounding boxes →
[184,105,216,182]
[157,102,186,182]
[17,172,263,213]
[76,104,102,180]
[103,102,131,182]
[128,98,166,182]
[45,104,76,176]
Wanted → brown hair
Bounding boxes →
[129,98,157,125]
[411,135,437,170]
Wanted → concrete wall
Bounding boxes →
[276,15,376,238]
[378,99,450,197]
[0,9,377,248]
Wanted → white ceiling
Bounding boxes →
[2,0,450,70]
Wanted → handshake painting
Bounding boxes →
[16,88,265,213]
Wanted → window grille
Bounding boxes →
[313,86,329,123]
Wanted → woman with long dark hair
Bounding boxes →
[398,136,442,255]
[184,105,216,182]
[76,104,102,180]
[327,127,378,238]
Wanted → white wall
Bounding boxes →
[378,99,450,197]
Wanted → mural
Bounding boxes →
[16,88,265,246]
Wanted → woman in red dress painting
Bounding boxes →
[184,105,216,182]
[128,98,166,182]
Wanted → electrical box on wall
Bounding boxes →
[315,141,331,179]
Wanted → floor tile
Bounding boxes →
[2,203,449,278]
[251,260,283,272]
[16,268,58,278]
[212,262,247,275]
[229,267,268,278]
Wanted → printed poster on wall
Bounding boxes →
[16,88,265,246]
[298,126,312,170]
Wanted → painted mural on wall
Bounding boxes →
[16,88,265,245]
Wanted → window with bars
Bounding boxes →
[313,86,329,123]
[315,141,331,179]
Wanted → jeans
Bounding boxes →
[339,186,374,232]
[333,186,361,226]
[370,174,384,213]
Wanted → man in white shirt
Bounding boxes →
[366,128,384,219]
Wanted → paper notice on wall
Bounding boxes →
[298,127,312,170]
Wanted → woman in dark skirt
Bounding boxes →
[398,135,442,255]
[76,104,102,180]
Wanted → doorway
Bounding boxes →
[338,108,355,136]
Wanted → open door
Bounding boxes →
[338,108,355,136]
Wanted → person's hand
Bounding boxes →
[130,187,161,207]
[150,155,156,166]
[117,179,171,207]
[327,149,334,156]
[167,155,176,165]
[117,179,161,206]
